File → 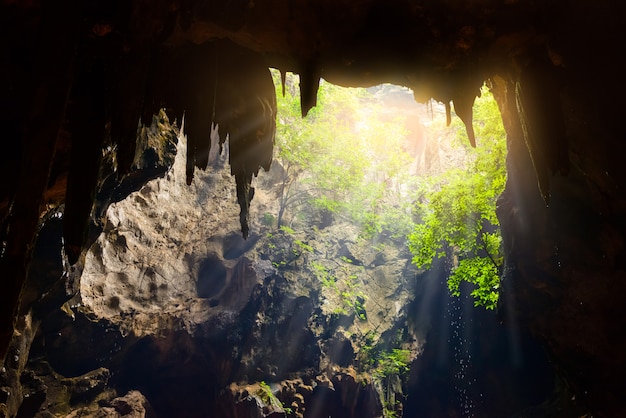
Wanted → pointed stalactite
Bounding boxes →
[186,104,212,174]
[522,54,568,175]
[235,172,253,239]
[281,69,287,97]
[515,81,550,204]
[515,51,569,205]
[452,89,478,148]
[64,64,107,264]
[146,46,186,130]
[140,46,163,127]
[227,96,274,238]
[161,42,218,185]
[185,46,215,177]
[177,40,276,239]
[183,42,220,178]
[191,46,218,173]
[299,62,321,117]
[145,46,191,182]
[218,58,276,238]
[445,102,452,126]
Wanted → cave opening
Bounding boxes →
[263,73,555,417]
[5,66,559,418]
[270,70,507,309]
[0,40,568,415]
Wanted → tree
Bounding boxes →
[271,70,367,226]
[407,86,506,309]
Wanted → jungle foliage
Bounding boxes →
[407,87,506,309]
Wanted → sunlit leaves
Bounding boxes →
[448,257,500,310]
[408,87,506,309]
[374,348,412,379]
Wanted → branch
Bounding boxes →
[478,230,500,272]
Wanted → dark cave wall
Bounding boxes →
[2,0,626,416]
[497,103,626,417]
[497,3,626,417]
[491,3,626,410]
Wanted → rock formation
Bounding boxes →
[2,0,626,416]
[0,123,556,416]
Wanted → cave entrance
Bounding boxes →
[259,72,527,416]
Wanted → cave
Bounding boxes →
[2,0,626,417]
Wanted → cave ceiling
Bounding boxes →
[0,0,587,240]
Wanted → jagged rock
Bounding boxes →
[5,123,424,416]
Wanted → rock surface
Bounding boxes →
[23,130,419,417]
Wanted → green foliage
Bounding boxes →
[312,256,367,319]
[407,87,506,309]
[355,329,410,378]
[279,225,295,235]
[257,381,293,415]
[262,212,276,227]
[270,70,415,239]
[356,341,411,418]
[257,381,282,409]
[311,261,336,289]
[448,257,500,308]
[263,227,312,269]
[384,407,398,418]
[337,259,368,319]
[374,349,411,379]
[340,288,368,321]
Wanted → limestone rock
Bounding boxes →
[66,390,154,418]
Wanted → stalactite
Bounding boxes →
[0,0,81,363]
[452,80,481,148]
[515,50,569,205]
[217,51,276,238]
[111,48,152,177]
[281,69,287,97]
[411,72,479,147]
[169,40,276,238]
[299,62,321,117]
[516,80,550,203]
[63,57,108,265]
